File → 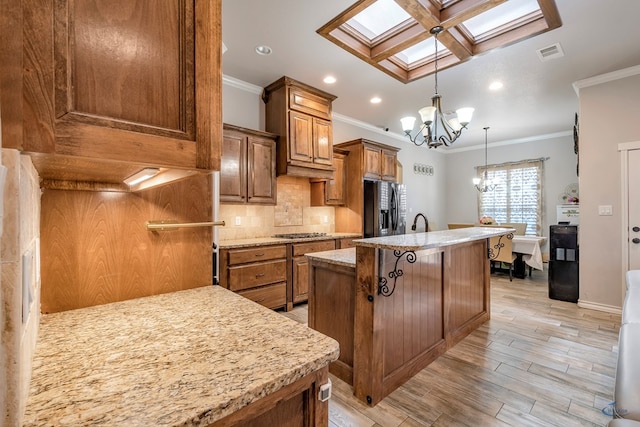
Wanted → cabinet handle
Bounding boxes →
[255,273,265,278]
[255,253,265,257]
[256,298,266,303]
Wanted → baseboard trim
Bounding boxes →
[577,299,622,315]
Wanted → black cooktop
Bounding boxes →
[272,232,327,239]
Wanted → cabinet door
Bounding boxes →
[289,111,314,163]
[381,150,397,182]
[313,118,333,166]
[247,135,276,204]
[292,255,310,304]
[19,0,221,170]
[363,146,381,180]
[220,131,247,203]
[325,153,346,205]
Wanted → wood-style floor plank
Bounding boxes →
[280,268,621,426]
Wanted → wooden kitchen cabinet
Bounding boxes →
[334,139,400,235]
[219,245,287,310]
[3,0,222,187]
[263,76,337,179]
[363,144,398,182]
[290,240,337,306]
[221,124,277,205]
[310,149,348,206]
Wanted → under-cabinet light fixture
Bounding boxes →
[124,168,160,186]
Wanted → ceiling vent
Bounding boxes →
[537,43,564,62]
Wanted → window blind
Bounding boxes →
[477,159,543,236]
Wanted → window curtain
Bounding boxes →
[476,158,544,236]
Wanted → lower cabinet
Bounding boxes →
[290,240,337,306]
[209,365,329,427]
[221,238,359,310]
[219,245,287,310]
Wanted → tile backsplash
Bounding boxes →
[218,176,335,241]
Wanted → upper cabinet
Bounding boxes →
[337,139,399,182]
[221,124,277,205]
[262,77,337,179]
[2,0,222,188]
[310,149,348,206]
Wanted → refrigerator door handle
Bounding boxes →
[390,185,398,231]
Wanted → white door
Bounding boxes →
[628,149,640,270]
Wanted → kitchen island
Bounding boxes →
[23,286,339,426]
[306,227,512,406]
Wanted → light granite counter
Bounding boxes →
[353,227,514,251]
[305,247,356,268]
[23,286,339,426]
[219,233,361,249]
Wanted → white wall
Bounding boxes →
[577,68,640,310]
[444,133,578,251]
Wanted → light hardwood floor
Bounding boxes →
[280,267,621,427]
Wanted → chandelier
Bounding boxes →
[400,26,474,148]
[473,127,497,192]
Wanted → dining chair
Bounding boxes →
[488,232,516,281]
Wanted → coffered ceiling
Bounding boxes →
[318,0,561,83]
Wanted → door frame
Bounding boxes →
[618,141,640,298]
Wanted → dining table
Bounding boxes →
[512,236,547,278]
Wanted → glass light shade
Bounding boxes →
[419,106,436,125]
[447,117,462,132]
[473,177,481,185]
[400,116,416,132]
[456,107,474,126]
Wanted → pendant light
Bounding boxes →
[473,127,497,192]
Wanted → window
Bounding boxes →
[477,159,543,236]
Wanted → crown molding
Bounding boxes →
[222,74,263,95]
[573,64,640,95]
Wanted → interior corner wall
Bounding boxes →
[578,72,640,309]
[1,149,41,426]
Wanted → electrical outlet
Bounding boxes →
[235,216,241,226]
[598,205,612,216]
[323,215,328,224]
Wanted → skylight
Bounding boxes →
[317,0,562,84]
[463,0,541,38]
[346,0,411,40]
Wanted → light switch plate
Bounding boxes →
[598,205,613,216]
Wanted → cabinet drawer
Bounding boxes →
[228,245,286,265]
[292,240,336,257]
[229,260,287,291]
[289,88,332,120]
[238,282,287,310]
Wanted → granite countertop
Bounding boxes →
[353,227,515,251]
[219,232,361,249]
[305,247,356,268]
[23,286,339,426]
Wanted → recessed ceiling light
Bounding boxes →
[489,81,504,91]
[323,76,337,84]
[255,45,272,56]
[370,97,382,104]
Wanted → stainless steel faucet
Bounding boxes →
[411,213,429,232]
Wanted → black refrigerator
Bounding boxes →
[549,225,579,302]
[363,180,406,238]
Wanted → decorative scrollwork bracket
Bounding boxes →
[378,250,417,297]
